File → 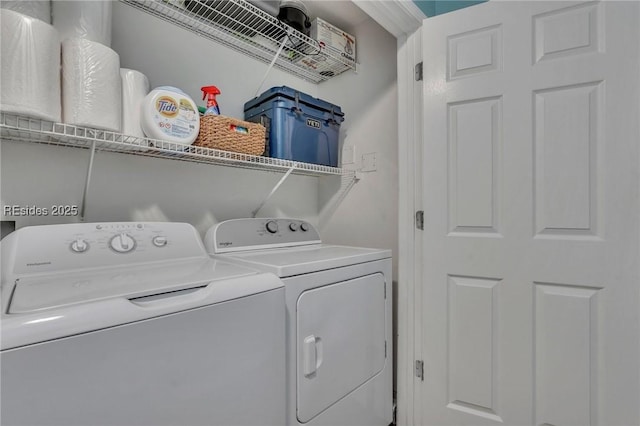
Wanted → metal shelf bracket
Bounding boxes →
[252,165,296,217]
[79,141,97,221]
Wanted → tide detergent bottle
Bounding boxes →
[201,86,221,116]
[140,86,200,145]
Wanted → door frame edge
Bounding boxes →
[353,0,425,38]
[396,25,423,426]
[353,2,425,423]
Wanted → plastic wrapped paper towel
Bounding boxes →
[52,1,112,46]
[120,69,150,138]
[0,10,61,122]
[1,1,51,23]
[62,38,121,132]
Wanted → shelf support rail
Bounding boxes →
[254,28,291,98]
[79,141,97,221]
[252,165,296,217]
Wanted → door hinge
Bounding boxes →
[415,360,424,381]
[415,210,424,230]
[415,62,423,81]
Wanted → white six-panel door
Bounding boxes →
[419,2,639,425]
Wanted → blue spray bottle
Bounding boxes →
[201,86,221,115]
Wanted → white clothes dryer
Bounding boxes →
[1,222,286,426]
[205,218,393,426]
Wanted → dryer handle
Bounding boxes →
[303,335,323,377]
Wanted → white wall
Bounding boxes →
[0,139,320,233]
[318,16,399,282]
[1,2,319,233]
[1,1,398,265]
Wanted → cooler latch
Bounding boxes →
[327,107,338,126]
[292,91,303,115]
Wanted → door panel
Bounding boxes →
[533,2,602,63]
[448,97,502,235]
[534,282,600,426]
[533,82,602,236]
[420,2,640,425]
[447,275,501,421]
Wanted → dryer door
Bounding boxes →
[296,273,386,423]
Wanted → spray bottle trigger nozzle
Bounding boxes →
[200,85,222,116]
[201,85,221,100]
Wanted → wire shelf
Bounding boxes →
[119,0,355,83]
[0,113,355,178]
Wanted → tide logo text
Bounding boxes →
[156,97,179,118]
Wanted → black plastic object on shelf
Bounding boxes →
[183,0,318,63]
[277,0,310,36]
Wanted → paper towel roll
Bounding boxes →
[120,69,150,138]
[0,10,61,122]
[52,1,112,46]
[62,38,121,132]
[1,1,51,23]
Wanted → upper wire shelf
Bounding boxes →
[0,113,353,178]
[119,0,356,83]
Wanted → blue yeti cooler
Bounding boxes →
[244,86,344,167]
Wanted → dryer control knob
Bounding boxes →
[70,239,89,253]
[152,236,168,247]
[300,222,309,232]
[110,233,136,253]
[266,221,279,234]
[289,222,298,232]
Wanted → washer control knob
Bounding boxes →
[110,233,136,253]
[70,239,89,253]
[266,221,279,234]
[300,222,309,232]
[289,222,298,232]
[152,236,168,247]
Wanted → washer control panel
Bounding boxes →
[7,222,207,275]
[207,218,321,253]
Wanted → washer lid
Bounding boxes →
[8,258,263,314]
[220,244,391,277]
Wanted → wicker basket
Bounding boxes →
[193,115,265,155]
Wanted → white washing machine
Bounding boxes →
[205,218,393,426]
[1,222,286,426]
